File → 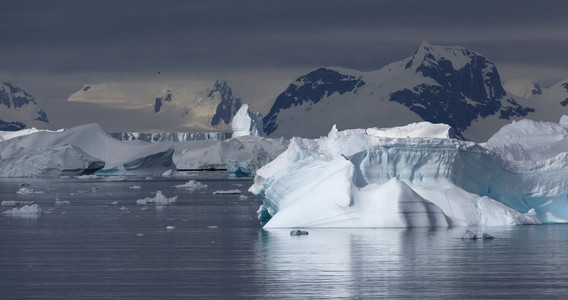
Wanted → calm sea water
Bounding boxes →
[1,173,568,299]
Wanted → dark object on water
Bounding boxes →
[290,230,309,236]
[461,230,495,240]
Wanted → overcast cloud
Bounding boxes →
[1,0,568,124]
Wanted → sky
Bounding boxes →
[1,0,568,130]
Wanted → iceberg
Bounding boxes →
[225,136,288,177]
[1,200,33,207]
[0,123,175,177]
[2,204,42,218]
[250,122,546,228]
[174,180,207,192]
[173,140,227,170]
[0,127,64,142]
[213,189,242,195]
[174,105,286,176]
[1,118,285,177]
[16,187,43,194]
[485,116,568,161]
[136,191,177,205]
[231,104,265,137]
[173,135,288,177]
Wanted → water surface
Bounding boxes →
[1,175,567,299]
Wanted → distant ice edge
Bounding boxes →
[249,121,568,228]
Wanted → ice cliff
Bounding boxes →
[249,121,557,228]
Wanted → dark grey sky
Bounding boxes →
[1,0,568,106]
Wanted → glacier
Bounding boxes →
[249,121,558,228]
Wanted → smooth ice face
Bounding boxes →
[0,144,105,177]
[0,123,175,177]
[251,122,548,228]
[264,174,452,228]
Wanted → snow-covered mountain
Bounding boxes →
[66,80,243,132]
[153,80,242,130]
[263,42,535,141]
[0,82,49,131]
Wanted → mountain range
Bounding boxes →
[3,42,568,142]
[262,42,541,141]
[153,80,242,129]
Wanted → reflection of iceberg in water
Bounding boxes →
[257,228,465,298]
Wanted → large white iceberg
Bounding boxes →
[1,122,287,177]
[250,122,547,228]
[0,123,175,177]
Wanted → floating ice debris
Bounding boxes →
[166,226,175,230]
[136,233,144,237]
[212,189,242,195]
[1,201,18,207]
[76,174,100,180]
[461,230,477,240]
[129,185,142,189]
[20,183,30,187]
[161,169,178,177]
[108,201,119,205]
[3,204,42,218]
[207,225,219,229]
[1,200,34,207]
[136,191,177,205]
[55,200,70,206]
[461,230,495,240]
[145,177,153,180]
[290,230,309,236]
[239,195,249,200]
[174,180,207,192]
[16,187,43,194]
[104,176,128,182]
